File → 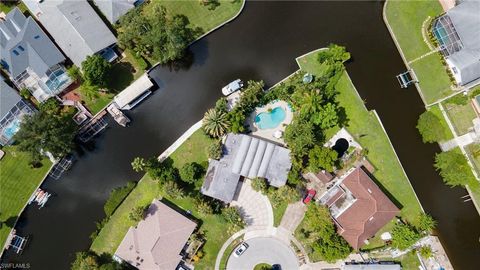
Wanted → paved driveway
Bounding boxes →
[231,180,273,228]
[226,237,299,270]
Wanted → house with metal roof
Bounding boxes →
[432,0,480,85]
[0,77,35,146]
[114,199,196,270]
[22,0,118,67]
[94,0,141,24]
[201,133,292,203]
[0,7,72,102]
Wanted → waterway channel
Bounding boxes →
[2,1,479,269]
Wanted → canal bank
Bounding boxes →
[2,1,479,269]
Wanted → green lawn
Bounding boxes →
[465,144,480,211]
[272,201,288,227]
[443,101,476,135]
[158,0,244,37]
[384,0,443,61]
[81,91,115,115]
[428,104,454,141]
[385,0,453,104]
[0,146,52,250]
[91,130,227,269]
[218,237,242,270]
[0,1,28,14]
[298,51,423,221]
[410,54,453,104]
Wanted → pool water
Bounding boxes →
[254,107,286,129]
[3,119,21,140]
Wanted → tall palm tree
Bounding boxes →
[203,108,230,138]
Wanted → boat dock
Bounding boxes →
[107,104,130,127]
[28,188,51,209]
[5,230,28,254]
[77,110,108,143]
[112,73,154,110]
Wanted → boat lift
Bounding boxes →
[77,111,108,143]
[49,155,75,180]
[396,69,418,88]
[6,230,28,254]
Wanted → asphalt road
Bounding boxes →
[226,237,299,270]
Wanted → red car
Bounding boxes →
[303,189,316,204]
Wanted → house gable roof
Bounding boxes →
[334,167,399,250]
[0,80,22,119]
[94,0,136,23]
[0,7,65,78]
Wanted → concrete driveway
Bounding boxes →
[226,237,299,270]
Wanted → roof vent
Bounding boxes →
[367,188,372,194]
[13,50,19,56]
[18,45,24,51]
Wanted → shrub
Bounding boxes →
[104,181,136,217]
[207,140,223,160]
[308,145,337,172]
[195,197,213,215]
[416,213,436,234]
[129,205,146,222]
[268,185,301,207]
[419,245,433,258]
[251,177,268,194]
[67,66,82,83]
[222,206,245,230]
[19,88,31,100]
[434,150,476,187]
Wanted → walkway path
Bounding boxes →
[231,179,274,229]
[279,202,307,233]
[158,120,202,161]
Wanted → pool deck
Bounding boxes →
[246,100,293,145]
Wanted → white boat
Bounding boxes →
[35,191,45,204]
[222,79,244,96]
[39,194,51,208]
[28,190,41,205]
[107,104,130,127]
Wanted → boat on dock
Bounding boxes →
[222,79,243,96]
[28,188,51,208]
[6,230,28,254]
[107,104,130,127]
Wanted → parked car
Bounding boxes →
[222,79,244,96]
[233,242,249,257]
[303,189,316,204]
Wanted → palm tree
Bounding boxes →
[131,157,146,172]
[203,108,230,138]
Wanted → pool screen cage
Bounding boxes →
[432,15,463,57]
[0,100,35,145]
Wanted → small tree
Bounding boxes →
[416,111,447,143]
[391,223,421,250]
[71,251,99,270]
[284,119,316,158]
[434,150,476,187]
[308,145,338,172]
[222,206,245,228]
[81,54,111,88]
[207,140,223,160]
[163,181,184,199]
[131,157,146,172]
[67,66,82,83]
[419,245,433,259]
[180,162,202,183]
[129,205,146,222]
[203,108,230,138]
[416,213,437,234]
[80,81,100,101]
[195,197,213,215]
[251,177,268,194]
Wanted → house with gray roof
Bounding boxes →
[94,0,141,24]
[22,0,118,67]
[0,76,35,146]
[201,133,292,203]
[0,7,72,102]
[432,0,480,85]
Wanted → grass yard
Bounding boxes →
[384,0,453,104]
[298,51,423,221]
[0,146,52,250]
[410,54,453,104]
[465,144,480,211]
[218,237,242,270]
[91,129,228,269]
[0,1,28,14]
[428,104,454,141]
[81,91,115,115]
[158,0,244,37]
[443,100,476,135]
[272,201,288,227]
[384,0,443,61]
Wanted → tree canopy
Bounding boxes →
[308,145,338,172]
[284,119,316,158]
[434,150,475,187]
[81,54,111,88]
[118,5,196,64]
[416,110,448,143]
[179,162,203,183]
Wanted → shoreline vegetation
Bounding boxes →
[89,47,424,269]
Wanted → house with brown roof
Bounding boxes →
[114,200,197,270]
[320,167,399,250]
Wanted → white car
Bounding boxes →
[222,79,244,96]
[233,242,249,257]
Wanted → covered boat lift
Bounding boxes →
[113,74,154,110]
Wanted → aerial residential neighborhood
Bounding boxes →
[0,0,479,270]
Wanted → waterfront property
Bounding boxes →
[432,0,480,86]
[94,0,141,24]
[112,73,154,110]
[22,0,118,67]
[114,199,196,270]
[0,79,34,146]
[201,133,291,203]
[248,100,293,144]
[318,167,400,250]
[0,8,72,102]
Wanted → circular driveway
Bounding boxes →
[226,237,299,270]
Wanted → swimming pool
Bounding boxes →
[254,107,286,129]
[3,119,21,140]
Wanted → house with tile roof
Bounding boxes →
[0,7,72,102]
[114,199,197,270]
[320,166,400,249]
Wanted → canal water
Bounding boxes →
[2,1,479,269]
